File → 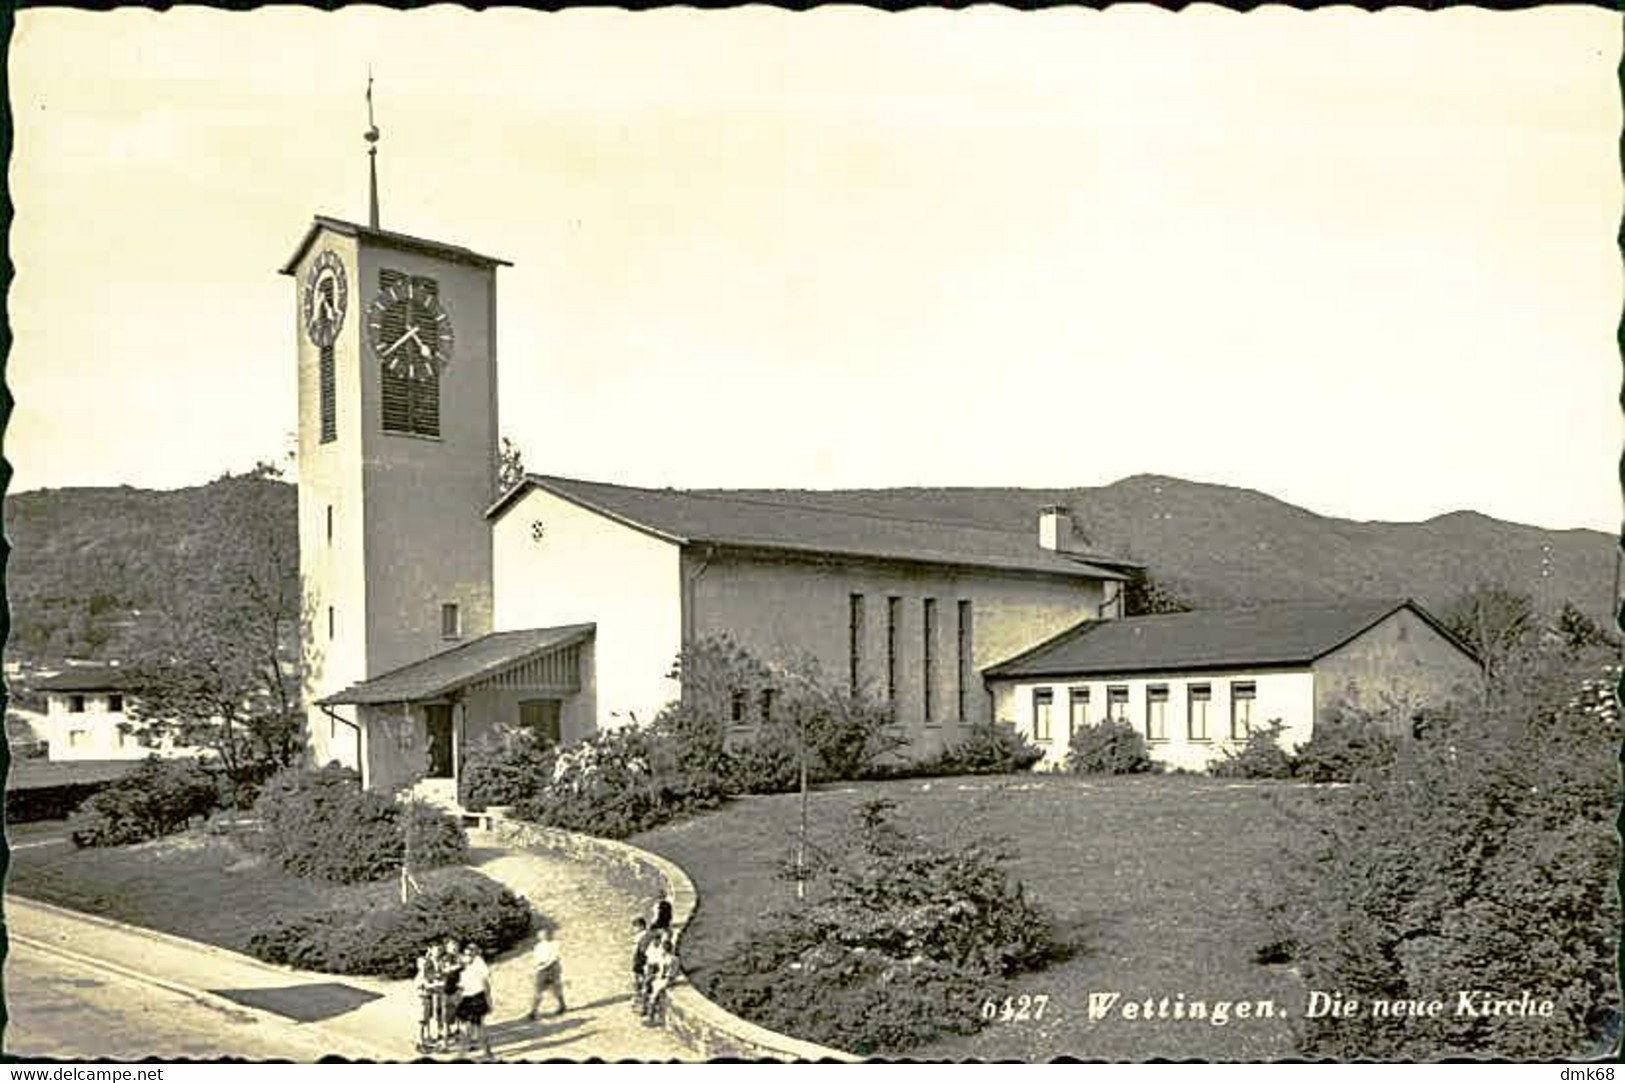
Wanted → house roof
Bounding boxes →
[317,624,594,706]
[35,665,141,693]
[488,475,1140,581]
[278,215,512,276]
[984,598,1477,679]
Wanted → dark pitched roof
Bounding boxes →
[35,665,141,692]
[985,599,1476,678]
[279,215,512,276]
[318,624,593,706]
[488,475,1140,581]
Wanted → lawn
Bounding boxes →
[6,827,494,957]
[634,772,1317,1061]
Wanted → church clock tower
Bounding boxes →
[279,105,508,777]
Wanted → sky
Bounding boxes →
[7,6,1620,532]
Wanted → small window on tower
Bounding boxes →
[326,505,334,544]
[328,606,335,640]
[441,603,461,639]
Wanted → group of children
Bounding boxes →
[631,900,679,1027]
[414,939,493,1058]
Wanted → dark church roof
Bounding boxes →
[985,599,1476,678]
[318,624,593,706]
[279,215,512,276]
[489,474,1141,581]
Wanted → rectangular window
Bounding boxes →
[379,270,441,438]
[319,342,337,443]
[1188,684,1212,741]
[957,600,974,722]
[1068,687,1089,738]
[730,689,748,727]
[886,596,902,708]
[760,688,776,725]
[69,694,85,714]
[108,693,124,714]
[68,730,85,748]
[441,602,461,639]
[922,598,938,725]
[518,699,562,745]
[326,504,334,544]
[1106,685,1129,722]
[1146,685,1169,742]
[848,593,865,696]
[1032,688,1054,743]
[1231,682,1257,739]
[327,605,335,640]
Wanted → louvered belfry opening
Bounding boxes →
[319,342,337,443]
[378,268,441,438]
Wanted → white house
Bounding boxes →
[33,664,202,762]
[984,598,1483,772]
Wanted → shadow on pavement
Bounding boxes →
[210,982,384,1022]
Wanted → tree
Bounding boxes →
[1122,569,1193,616]
[127,464,303,805]
[1440,582,1536,688]
[497,437,526,495]
[1553,600,1617,656]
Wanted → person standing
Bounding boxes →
[527,925,567,1020]
[456,944,494,1060]
[642,928,677,1028]
[630,917,655,1017]
[414,945,441,1053]
[439,938,464,1052]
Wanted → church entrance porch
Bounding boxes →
[317,624,595,803]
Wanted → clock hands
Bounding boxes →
[380,324,427,359]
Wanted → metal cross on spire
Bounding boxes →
[365,70,381,229]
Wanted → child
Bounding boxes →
[527,925,566,1020]
[457,944,494,1060]
[642,928,677,1028]
[630,917,654,1017]
[414,945,441,1053]
[438,938,464,1052]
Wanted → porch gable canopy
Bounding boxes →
[318,624,593,706]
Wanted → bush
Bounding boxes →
[69,756,220,847]
[252,764,468,883]
[1208,720,1295,780]
[514,727,728,840]
[920,720,1045,776]
[1275,659,1621,1059]
[724,731,803,794]
[1291,714,1398,783]
[248,872,534,978]
[1064,719,1155,775]
[704,799,1060,1055]
[459,726,555,811]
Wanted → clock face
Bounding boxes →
[303,251,348,347]
[367,277,454,381]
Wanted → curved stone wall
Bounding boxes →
[488,819,857,1062]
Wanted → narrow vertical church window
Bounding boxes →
[441,602,461,639]
[327,606,335,640]
[848,593,865,696]
[886,596,901,709]
[379,269,441,438]
[957,600,974,722]
[922,598,938,724]
[326,504,334,544]
[319,342,337,443]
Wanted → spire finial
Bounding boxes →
[365,70,381,229]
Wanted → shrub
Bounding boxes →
[704,799,1060,1055]
[1064,719,1155,775]
[1291,714,1398,783]
[921,720,1045,776]
[252,764,468,883]
[458,726,555,811]
[515,726,728,840]
[69,756,220,847]
[248,872,534,978]
[1275,659,1621,1059]
[725,730,803,794]
[1208,720,1295,780]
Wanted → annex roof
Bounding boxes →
[487,475,1140,581]
[317,624,594,706]
[279,215,512,276]
[984,598,1476,679]
[34,664,141,693]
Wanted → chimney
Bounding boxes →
[1038,505,1071,552]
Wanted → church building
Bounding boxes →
[280,201,1140,800]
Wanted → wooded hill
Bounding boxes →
[4,472,1613,667]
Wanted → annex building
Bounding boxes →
[282,206,1479,800]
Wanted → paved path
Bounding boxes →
[5,835,694,1062]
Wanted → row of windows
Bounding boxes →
[316,269,442,444]
[1032,681,1257,743]
[64,693,125,714]
[850,594,974,724]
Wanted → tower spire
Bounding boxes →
[365,71,380,229]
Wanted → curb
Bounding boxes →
[486,820,859,1063]
[9,929,396,1063]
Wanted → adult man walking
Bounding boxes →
[527,926,567,1020]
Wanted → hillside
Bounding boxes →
[2,473,1614,667]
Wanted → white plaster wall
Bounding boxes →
[492,488,682,732]
[991,669,1316,773]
